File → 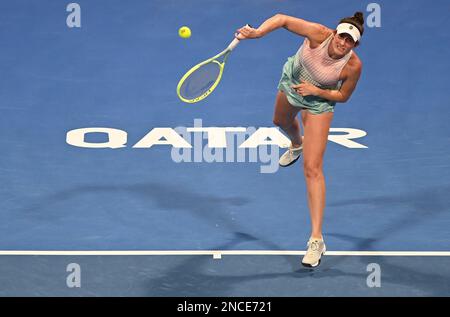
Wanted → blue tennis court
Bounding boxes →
[0,0,449,296]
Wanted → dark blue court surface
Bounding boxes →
[0,0,449,296]
[1,255,450,296]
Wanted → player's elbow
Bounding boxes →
[334,89,352,102]
[340,94,351,103]
[273,14,287,27]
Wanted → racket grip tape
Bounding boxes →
[228,24,252,51]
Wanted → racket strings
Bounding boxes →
[179,61,221,100]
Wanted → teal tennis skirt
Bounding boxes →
[277,56,336,115]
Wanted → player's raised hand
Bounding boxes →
[235,25,260,40]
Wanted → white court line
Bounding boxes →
[0,250,450,257]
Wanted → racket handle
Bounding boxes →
[227,38,240,51]
[228,24,251,51]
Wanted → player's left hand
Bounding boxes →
[292,81,319,97]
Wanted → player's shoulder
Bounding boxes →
[340,52,362,81]
[308,25,333,47]
[315,24,334,37]
[348,52,363,72]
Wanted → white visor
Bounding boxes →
[336,23,361,43]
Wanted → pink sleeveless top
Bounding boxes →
[292,34,352,89]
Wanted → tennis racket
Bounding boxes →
[177,26,249,103]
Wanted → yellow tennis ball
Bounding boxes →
[179,26,191,39]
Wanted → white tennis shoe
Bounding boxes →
[279,144,303,167]
[302,238,326,268]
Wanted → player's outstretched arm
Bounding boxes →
[236,14,330,43]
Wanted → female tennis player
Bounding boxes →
[236,12,364,267]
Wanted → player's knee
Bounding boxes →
[272,117,281,127]
[273,117,287,128]
[303,160,322,179]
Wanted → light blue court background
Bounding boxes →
[0,0,449,296]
